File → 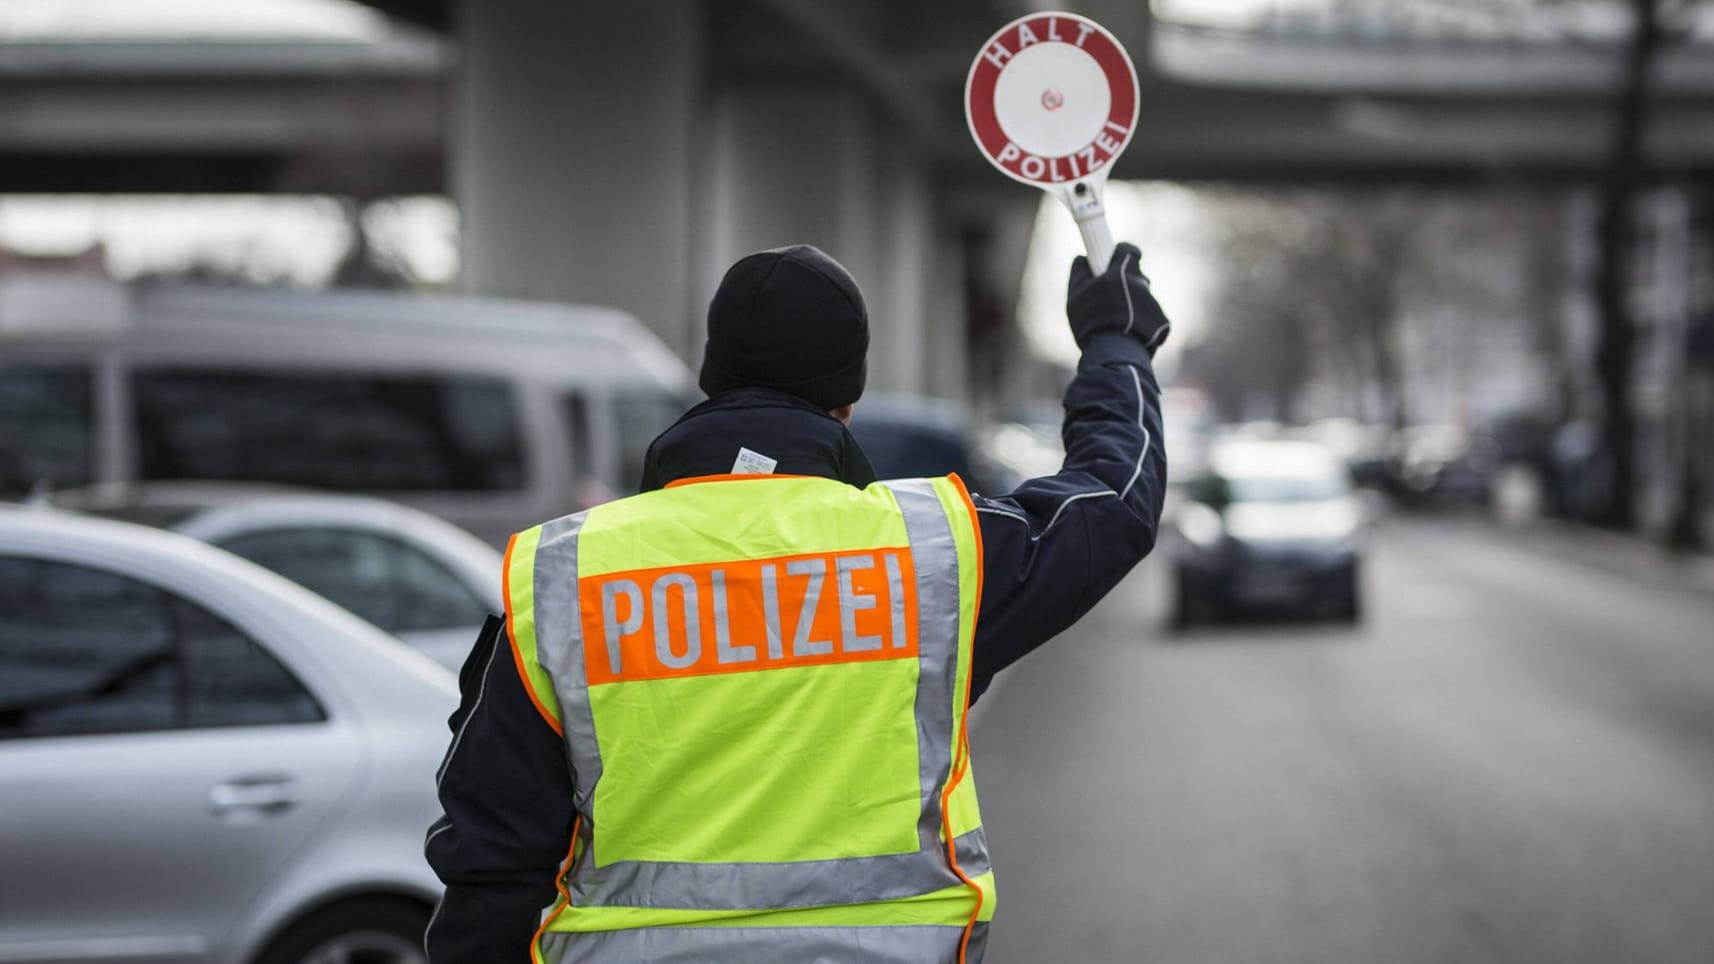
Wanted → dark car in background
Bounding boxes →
[1387,425,1501,506]
[848,395,1018,497]
[1165,439,1365,627]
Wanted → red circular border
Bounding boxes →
[965,14,1138,187]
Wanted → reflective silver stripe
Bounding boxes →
[531,512,603,823]
[967,920,991,962]
[568,828,990,910]
[954,825,989,871]
[539,924,977,964]
[883,477,963,851]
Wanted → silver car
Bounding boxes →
[0,508,455,964]
[54,484,504,670]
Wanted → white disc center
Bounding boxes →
[992,42,1111,158]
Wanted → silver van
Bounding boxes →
[0,275,692,545]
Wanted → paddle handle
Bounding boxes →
[1061,178,1115,273]
[1076,211,1115,274]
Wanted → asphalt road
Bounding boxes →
[970,518,1714,964]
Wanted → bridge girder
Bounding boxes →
[2,0,1713,195]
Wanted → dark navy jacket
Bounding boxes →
[425,331,1166,960]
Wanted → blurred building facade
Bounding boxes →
[1629,185,1714,543]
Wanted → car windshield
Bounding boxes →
[1226,473,1348,504]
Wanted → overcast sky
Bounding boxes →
[1018,182,1213,372]
[0,0,385,41]
[0,195,460,286]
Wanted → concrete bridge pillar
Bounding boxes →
[696,81,959,397]
[453,0,704,353]
[454,1,976,401]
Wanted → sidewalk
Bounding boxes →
[1486,515,1714,597]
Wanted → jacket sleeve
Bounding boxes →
[425,615,577,962]
[968,331,1166,702]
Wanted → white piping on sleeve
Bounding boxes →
[1120,251,1137,336]
[422,820,453,955]
[424,819,452,849]
[975,504,1030,525]
[1030,490,1117,541]
[424,899,443,957]
[1120,364,1153,500]
[974,354,1154,543]
[976,493,1116,543]
[435,629,503,789]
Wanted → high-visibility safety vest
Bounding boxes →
[502,473,996,963]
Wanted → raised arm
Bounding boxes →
[970,243,1169,700]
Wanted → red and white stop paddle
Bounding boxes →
[965,12,1139,272]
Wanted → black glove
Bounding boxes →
[1066,242,1171,354]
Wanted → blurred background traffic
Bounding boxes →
[3,1,1713,963]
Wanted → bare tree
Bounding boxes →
[1309,194,1421,429]
[1193,185,1569,433]
[1520,200,1579,422]
[1592,0,1665,529]
[1181,279,1313,423]
[1198,189,1461,429]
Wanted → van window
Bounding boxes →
[562,393,594,484]
[0,365,92,497]
[613,392,684,493]
[133,371,524,492]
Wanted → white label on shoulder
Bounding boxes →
[731,447,778,475]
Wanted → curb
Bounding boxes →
[1502,517,1714,596]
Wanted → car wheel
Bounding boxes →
[255,898,430,964]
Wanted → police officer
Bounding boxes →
[426,242,1169,963]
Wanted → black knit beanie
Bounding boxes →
[699,245,869,411]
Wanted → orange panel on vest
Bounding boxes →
[581,548,919,685]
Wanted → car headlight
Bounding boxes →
[1178,502,1225,549]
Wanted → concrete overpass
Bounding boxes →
[4,0,1714,397]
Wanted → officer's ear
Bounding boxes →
[829,404,854,426]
